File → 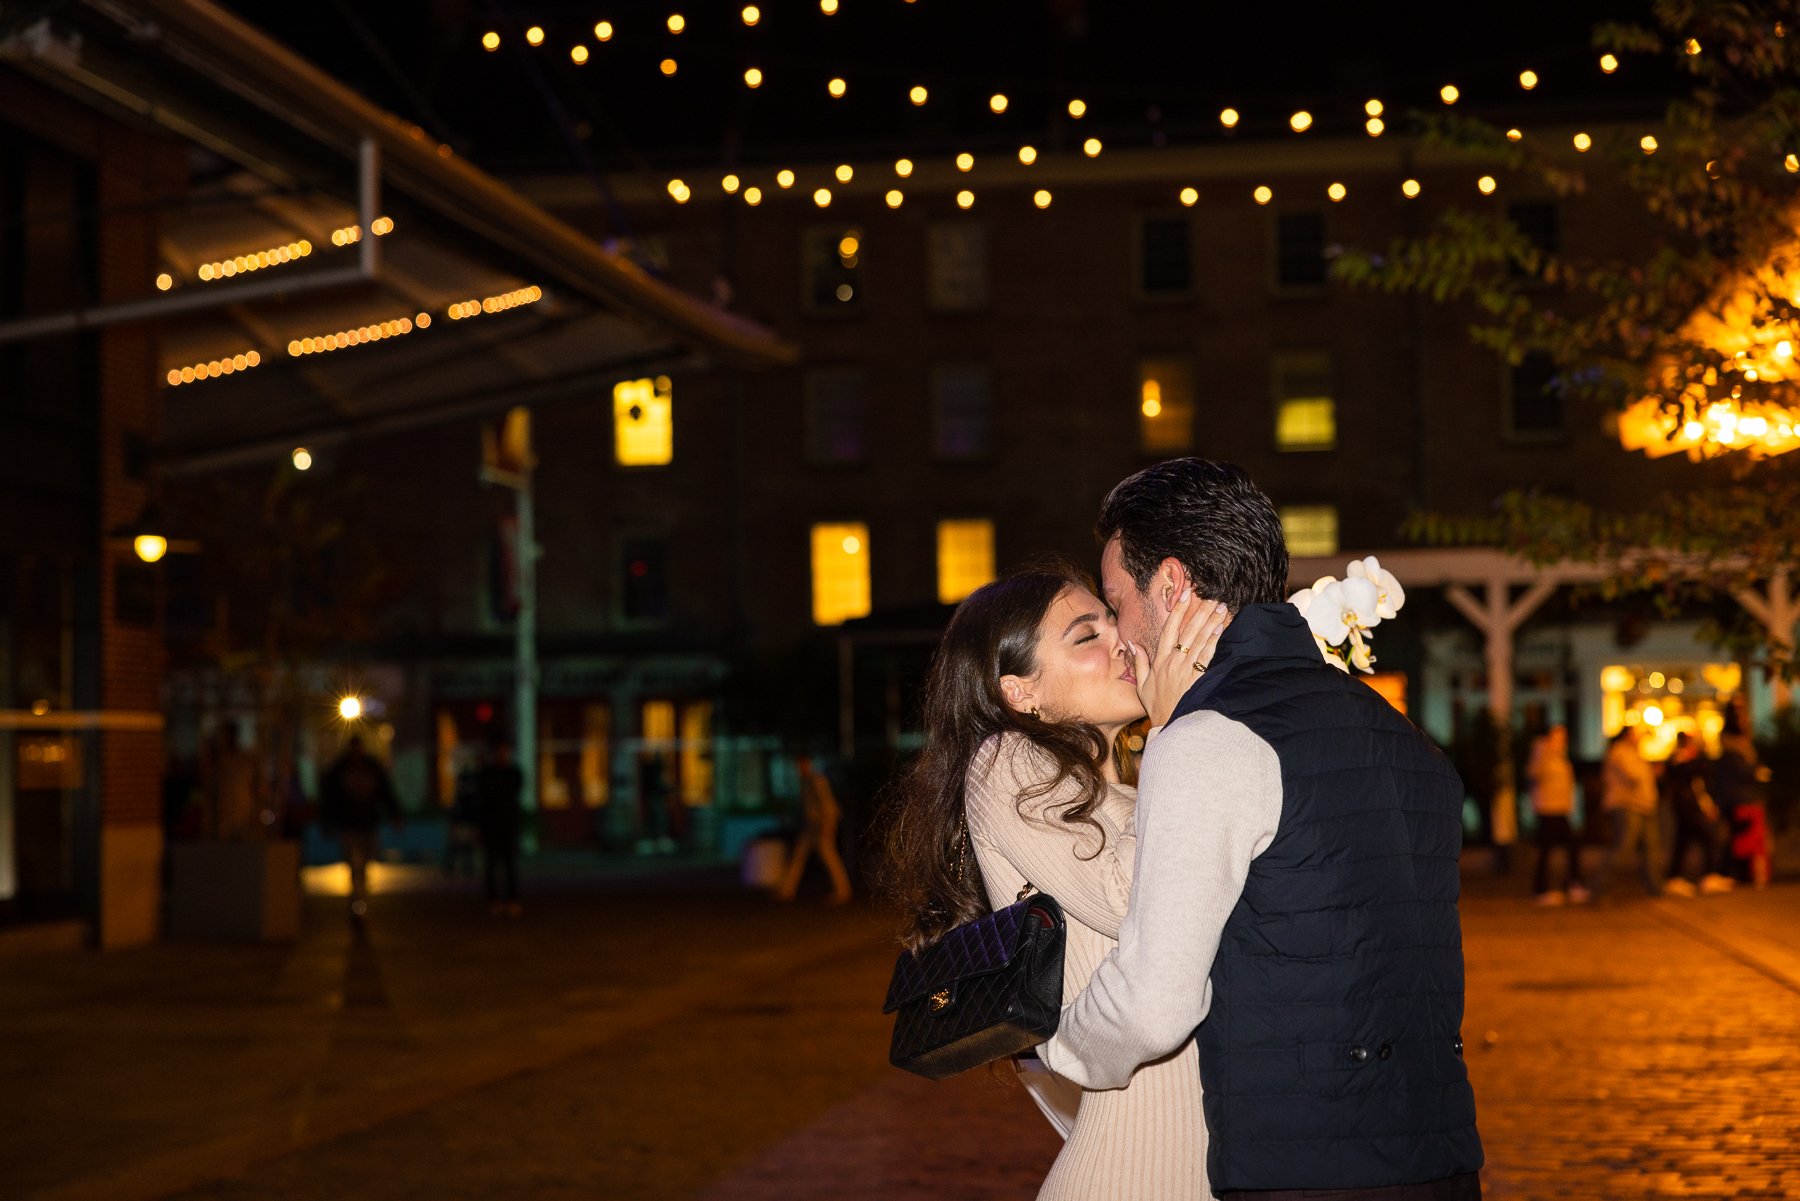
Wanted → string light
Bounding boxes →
[1018,145,1038,165]
[744,67,763,87]
[989,93,1008,114]
[525,25,545,46]
[1253,185,1273,205]
[828,77,846,97]
[1574,131,1592,152]
[821,0,838,12]
[1289,110,1313,132]
[482,31,500,51]
[1685,37,1701,55]
[667,13,685,34]
[1402,178,1421,198]
[1477,175,1497,195]
[813,187,832,207]
[155,273,173,291]
[885,189,904,208]
[1600,53,1618,73]
[1082,137,1102,157]
[571,45,589,65]
[667,178,691,203]
[1366,117,1384,137]
[1440,84,1460,105]
[1787,154,1799,173]
[894,158,913,178]
[1179,187,1198,206]
[1519,69,1539,90]
[595,21,614,40]
[835,164,854,182]
[1220,107,1240,129]
[288,313,425,355]
[722,174,741,193]
[1506,128,1523,142]
[198,238,313,280]
[910,85,928,105]
[955,152,974,171]
[1327,182,1347,202]
[1033,189,1052,209]
[292,448,313,471]
[165,348,262,387]
[1068,99,1087,119]
[448,288,539,321]
[1641,135,1659,154]
[744,186,763,205]
[777,169,796,188]
[956,190,975,209]
[660,58,678,76]
[1364,99,1383,117]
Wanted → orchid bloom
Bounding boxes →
[1289,559,1403,675]
[1346,555,1405,621]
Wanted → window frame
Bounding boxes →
[929,362,996,463]
[614,532,673,629]
[1502,351,1568,444]
[925,220,990,314]
[800,224,867,317]
[802,365,871,466]
[1131,211,1195,302]
[1270,209,1329,295]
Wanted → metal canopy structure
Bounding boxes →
[0,0,795,475]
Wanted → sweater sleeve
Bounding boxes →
[965,734,1136,938]
[1038,711,1282,1090]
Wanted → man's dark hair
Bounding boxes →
[1096,458,1289,611]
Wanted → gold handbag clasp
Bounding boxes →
[929,987,952,1012]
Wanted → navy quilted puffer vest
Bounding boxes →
[1168,604,1482,1192]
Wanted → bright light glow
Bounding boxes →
[742,6,760,25]
[133,534,168,564]
[722,174,741,193]
[444,287,543,322]
[777,169,795,188]
[835,163,854,182]
[1519,69,1539,89]
[1402,178,1421,198]
[1641,135,1658,154]
[821,0,839,12]
[1289,110,1312,132]
[1082,137,1102,157]
[910,85,928,105]
[813,187,831,207]
[1018,145,1037,165]
[1477,175,1497,195]
[292,447,312,471]
[482,31,500,51]
[166,347,264,386]
[614,377,674,466]
[667,178,686,197]
[1787,154,1799,173]
[1600,53,1618,73]
[838,235,859,258]
[936,520,996,604]
[570,45,589,64]
[956,190,975,209]
[1365,98,1384,116]
[989,93,1008,114]
[1327,182,1347,202]
[1179,186,1199,206]
[828,77,846,97]
[1686,38,1701,55]
[1649,671,1667,688]
[525,25,545,46]
[1220,107,1240,128]
[744,186,762,206]
[1068,99,1087,118]
[1440,84,1459,105]
[1573,131,1592,151]
[894,158,913,177]
[1033,189,1052,209]
[660,58,678,75]
[1253,185,1273,205]
[667,13,685,33]
[339,696,364,721]
[811,523,870,626]
[1779,340,1794,359]
[955,152,974,171]
[198,239,313,282]
[595,21,614,40]
[744,67,763,87]
[885,189,903,208]
[1643,704,1665,727]
[155,273,173,291]
[1507,128,1523,142]
[1366,117,1384,137]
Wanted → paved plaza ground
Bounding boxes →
[3,859,1798,1200]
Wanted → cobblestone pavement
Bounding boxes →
[4,864,1798,1200]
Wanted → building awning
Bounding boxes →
[0,0,795,475]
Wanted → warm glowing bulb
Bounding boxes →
[955,152,974,171]
[1366,117,1385,137]
[1253,185,1273,205]
[1365,98,1384,117]
[956,190,975,209]
[840,534,859,554]
[1779,340,1794,359]
[1600,53,1618,73]
[155,272,173,291]
[777,169,795,188]
[1018,145,1037,165]
[481,30,500,51]
[1683,420,1706,439]
[1401,178,1421,198]
[667,13,685,33]
[1327,182,1347,202]
[742,5,760,25]
[910,85,928,105]
[744,67,763,87]
[570,45,589,64]
[1289,110,1313,132]
[838,235,859,257]
[1179,186,1199,206]
[1685,38,1701,55]
[828,77,846,97]
[660,58,678,75]
[1643,704,1665,727]
[722,174,741,193]
[895,158,913,178]
[813,187,831,207]
[1440,84,1459,104]
[1219,107,1240,129]
[339,696,364,721]
[1477,175,1497,195]
[1519,69,1539,90]
[667,178,686,196]
[1787,153,1799,173]
[1640,135,1658,154]
[744,186,762,206]
[1506,128,1523,142]
[885,189,903,208]
[1033,189,1052,209]
[595,21,614,40]
[525,25,545,46]
[835,163,854,182]
[1068,99,1087,119]
[292,447,313,471]
[134,534,168,564]
[1083,137,1102,157]
[989,93,1008,114]
[821,0,839,12]
[1573,131,1592,151]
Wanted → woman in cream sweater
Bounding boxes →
[885,566,1227,1200]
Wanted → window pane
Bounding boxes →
[805,368,868,463]
[804,227,864,311]
[1507,201,1560,256]
[680,702,713,806]
[1138,357,1195,452]
[1275,212,1327,288]
[620,537,669,622]
[1274,352,1336,451]
[1139,217,1192,295]
[580,704,611,807]
[932,364,993,460]
[1510,353,1564,435]
[811,522,871,625]
[613,376,673,466]
[927,222,988,311]
[1280,505,1339,556]
[937,519,996,604]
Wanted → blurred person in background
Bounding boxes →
[1662,732,1732,896]
[320,735,402,923]
[1527,724,1588,905]
[1598,725,1663,899]
[477,738,526,916]
[777,754,853,904]
[1714,705,1772,888]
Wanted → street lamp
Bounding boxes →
[338,695,364,721]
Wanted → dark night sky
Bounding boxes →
[224,1,1665,175]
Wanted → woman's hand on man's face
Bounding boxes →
[1127,591,1231,729]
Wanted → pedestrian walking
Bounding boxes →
[776,755,853,904]
[1597,726,1664,898]
[477,738,526,916]
[1527,724,1588,904]
[443,744,483,878]
[1714,706,1772,888]
[319,735,402,923]
[1663,732,1732,896]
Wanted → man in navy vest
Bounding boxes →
[1040,459,1484,1199]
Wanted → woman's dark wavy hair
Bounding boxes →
[881,565,1113,952]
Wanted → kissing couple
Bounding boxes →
[886,458,1484,1200]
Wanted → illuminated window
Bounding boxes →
[1137,357,1195,453]
[619,536,668,622]
[805,368,868,463]
[1280,505,1339,556]
[1508,352,1564,438]
[1275,211,1327,288]
[1137,216,1192,296]
[580,704,611,806]
[1274,351,1336,451]
[803,227,863,312]
[613,376,673,466]
[811,522,871,625]
[931,364,993,460]
[937,519,996,604]
[679,701,714,805]
[927,222,988,311]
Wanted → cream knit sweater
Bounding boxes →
[965,732,1209,1201]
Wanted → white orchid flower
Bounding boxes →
[1339,575,1382,630]
[1346,555,1405,620]
[1304,580,1351,644]
[1348,631,1375,672]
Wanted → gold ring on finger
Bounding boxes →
[1173,643,1189,654]
[1192,661,1207,673]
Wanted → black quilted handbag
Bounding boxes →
[882,889,1065,1080]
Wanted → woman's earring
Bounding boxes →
[1028,707,1041,720]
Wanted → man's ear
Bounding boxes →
[1155,557,1190,612]
[998,674,1036,715]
